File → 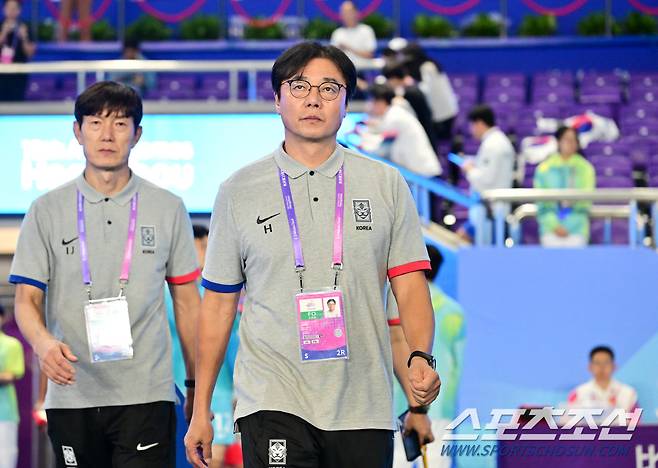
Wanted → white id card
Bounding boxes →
[84,296,134,363]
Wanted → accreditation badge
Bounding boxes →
[84,296,134,363]
[295,288,348,362]
[1,46,14,64]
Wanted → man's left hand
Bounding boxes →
[408,358,441,406]
[184,388,195,423]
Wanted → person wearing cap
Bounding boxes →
[10,81,201,467]
[185,41,441,468]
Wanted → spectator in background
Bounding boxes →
[58,0,91,42]
[366,83,442,177]
[389,245,465,468]
[534,126,595,248]
[403,42,458,142]
[108,38,156,96]
[458,105,515,243]
[565,346,638,424]
[382,62,436,147]
[0,304,25,468]
[330,1,376,67]
[0,0,35,102]
[166,224,243,468]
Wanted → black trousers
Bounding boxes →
[238,410,394,468]
[46,401,176,468]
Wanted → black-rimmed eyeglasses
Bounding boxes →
[283,79,346,101]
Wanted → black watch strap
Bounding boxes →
[407,351,436,370]
[184,379,195,389]
[409,405,430,414]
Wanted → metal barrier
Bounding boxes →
[0,59,383,101]
[481,188,658,248]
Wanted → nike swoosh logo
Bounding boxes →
[136,442,159,451]
[61,237,78,246]
[256,213,281,224]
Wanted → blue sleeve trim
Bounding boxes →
[8,275,47,291]
[201,278,243,293]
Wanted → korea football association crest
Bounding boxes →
[269,439,287,465]
[352,199,373,231]
[62,446,78,466]
[140,225,156,254]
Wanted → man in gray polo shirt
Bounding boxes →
[185,42,441,468]
[10,81,200,468]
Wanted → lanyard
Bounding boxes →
[278,166,345,291]
[77,190,138,300]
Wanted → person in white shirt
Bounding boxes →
[457,105,515,243]
[403,43,458,141]
[330,1,376,68]
[365,84,442,178]
[565,346,638,424]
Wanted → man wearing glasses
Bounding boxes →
[185,42,440,468]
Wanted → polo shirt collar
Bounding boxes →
[75,171,140,206]
[275,143,344,179]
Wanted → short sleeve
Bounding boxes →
[165,199,200,284]
[202,184,245,293]
[362,25,377,54]
[9,200,50,291]
[387,172,430,279]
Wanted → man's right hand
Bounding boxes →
[554,225,569,237]
[405,412,434,446]
[35,337,78,386]
[184,414,213,468]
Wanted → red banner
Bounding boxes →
[416,0,480,16]
[521,0,589,16]
[229,0,294,27]
[136,0,207,23]
[44,0,112,26]
[313,0,383,22]
[628,0,658,15]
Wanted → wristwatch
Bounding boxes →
[184,379,195,389]
[407,351,436,370]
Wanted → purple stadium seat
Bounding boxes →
[590,219,629,245]
[484,88,525,107]
[256,71,274,101]
[579,84,622,105]
[454,87,478,104]
[620,136,658,170]
[153,74,197,100]
[529,103,563,119]
[462,139,480,155]
[578,71,621,87]
[590,155,633,178]
[197,73,230,100]
[532,85,574,105]
[25,76,57,101]
[648,174,658,187]
[596,175,635,188]
[521,218,539,245]
[485,73,525,89]
[619,104,658,121]
[450,74,478,90]
[629,89,657,105]
[623,121,658,139]
[566,104,614,118]
[629,72,658,89]
[585,141,630,158]
[533,70,574,88]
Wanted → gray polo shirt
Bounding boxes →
[9,173,199,409]
[202,143,429,431]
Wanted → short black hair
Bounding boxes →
[368,83,395,105]
[74,81,143,129]
[271,41,357,103]
[590,345,614,361]
[382,62,407,81]
[425,244,444,281]
[468,104,496,127]
[0,303,5,317]
[192,224,209,240]
[123,37,141,51]
[3,0,21,6]
[555,125,582,154]
[327,299,336,305]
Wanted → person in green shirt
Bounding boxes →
[390,245,465,468]
[0,304,25,468]
[534,126,596,247]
